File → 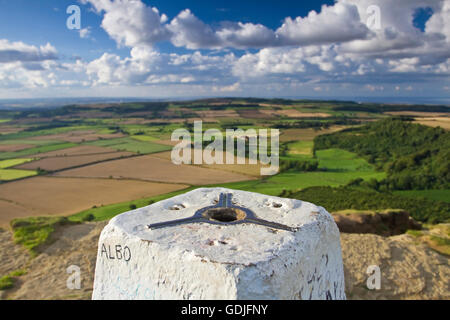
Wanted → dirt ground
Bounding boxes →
[0,222,448,300]
[0,223,106,300]
[0,177,188,227]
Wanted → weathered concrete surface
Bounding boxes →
[92,188,346,300]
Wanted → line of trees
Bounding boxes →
[284,186,450,224]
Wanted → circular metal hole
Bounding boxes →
[170,204,185,210]
[203,208,246,222]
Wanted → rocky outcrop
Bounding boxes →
[1,219,448,300]
[341,233,449,300]
[332,210,422,236]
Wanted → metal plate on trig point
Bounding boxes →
[147,193,297,232]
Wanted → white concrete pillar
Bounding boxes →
[92,188,346,300]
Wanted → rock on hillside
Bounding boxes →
[0,222,448,300]
[341,233,449,299]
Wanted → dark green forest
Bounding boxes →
[314,118,450,190]
[286,186,450,224]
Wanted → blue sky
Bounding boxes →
[0,0,449,101]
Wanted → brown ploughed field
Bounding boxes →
[0,176,187,227]
[0,144,34,152]
[15,151,135,171]
[53,154,255,185]
[152,151,267,177]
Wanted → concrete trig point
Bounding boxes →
[92,188,346,300]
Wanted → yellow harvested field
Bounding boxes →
[26,145,119,158]
[0,176,187,226]
[16,151,135,171]
[54,154,255,185]
[29,130,125,143]
[414,117,450,130]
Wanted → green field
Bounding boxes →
[213,170,385,196]
[130,135,159,142]
[316,149,374,171]
[0,139,63,146]
[0,158,37,181]
[86,137,171,154]
[0,125,94,142]
[286,140,313,156]
[211,148,385,195]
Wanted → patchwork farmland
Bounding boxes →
[53,154,256,184]
[0,98,448,230]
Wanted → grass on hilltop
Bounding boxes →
[10,216,77,257]
[0,269,27,290]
